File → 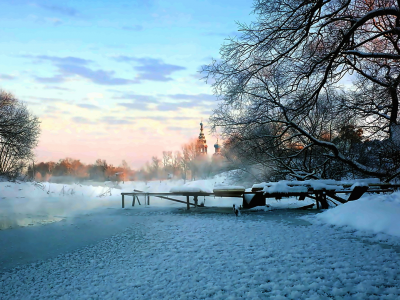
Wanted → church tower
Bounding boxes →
[213,139,222,156]
[212,138,223,162]
[196,121,208,156]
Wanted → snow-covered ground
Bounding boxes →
[308,191,400,238]
[0,176,400,299]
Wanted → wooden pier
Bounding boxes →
[121,183,399,210]
[121,191,212,210]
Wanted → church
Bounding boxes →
[195,121,223,159]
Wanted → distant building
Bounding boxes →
[212,139,223,161]
[213,139,222,155]
[196,121,208,156]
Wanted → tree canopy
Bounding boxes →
[0,90,40,178]
[203,0,400,181]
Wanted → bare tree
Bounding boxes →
[0,90,40,179]
[151,156,161,179]
[203,0,400,181]
[181,140,199,180]
[171,151,182,177]
[162,151,172,178]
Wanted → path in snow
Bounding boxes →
[1,208,400,299]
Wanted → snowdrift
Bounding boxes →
[313,191,400,238]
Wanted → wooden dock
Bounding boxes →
[121,183,399,210]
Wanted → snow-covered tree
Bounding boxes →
[203,0,400,181]
[0,90,40,179]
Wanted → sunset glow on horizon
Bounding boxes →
[0,0,254,168]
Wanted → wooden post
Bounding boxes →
[148,194,150,205]
[194,196,198,208]
[320,192,329,209]
[122,194,125,208]
[132,195,135,206]
[186,195,190,210]
[315,192,320,209]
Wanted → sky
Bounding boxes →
[0,0,255,168]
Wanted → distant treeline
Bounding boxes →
[30,140,226,183]
[28,158,133,182]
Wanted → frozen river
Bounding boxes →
[1,207,400,299]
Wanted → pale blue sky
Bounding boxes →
[0,0,255,167]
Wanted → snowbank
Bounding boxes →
[313,191,400,237]
[253,178,381,194]
[169,180,214,193]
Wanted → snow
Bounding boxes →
[1,208,399,299]
[308,191,400,238]
[1,176,400,298]
[170,186,203,193]
[253,178,382,194]
[170,180,214,193]
[349,181,369,189]
[262,181,308,194]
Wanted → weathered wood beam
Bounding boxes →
[156,195,196,206]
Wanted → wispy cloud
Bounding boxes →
[76,104,101,110]
[118,102,152,110]
[156,101,198,111]
[24,55,139,85]
[35,74,66,83]
[38,4,79,17]
[166,93,216,101]
[112,93,158,103]
[100,116,133,125]
[71,116,97,124]
[57,64,137,85]
[0,74,16,80]
[113,92,216,112]
[25,55,185,86]
[113,56,186,81]
[44,85,72,91]
[28,96,66,103]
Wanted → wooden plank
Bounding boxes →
[150,195,195,206]
[327,193,347,204]
[122,192,212,196]
[298,193,306,200]
[132,189,193,206]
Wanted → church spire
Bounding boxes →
[196,120,208,156]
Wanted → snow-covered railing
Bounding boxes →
[251,178,385,194]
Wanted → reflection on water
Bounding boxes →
[0,214,65,230]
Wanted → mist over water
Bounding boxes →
[0,180,122,230]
